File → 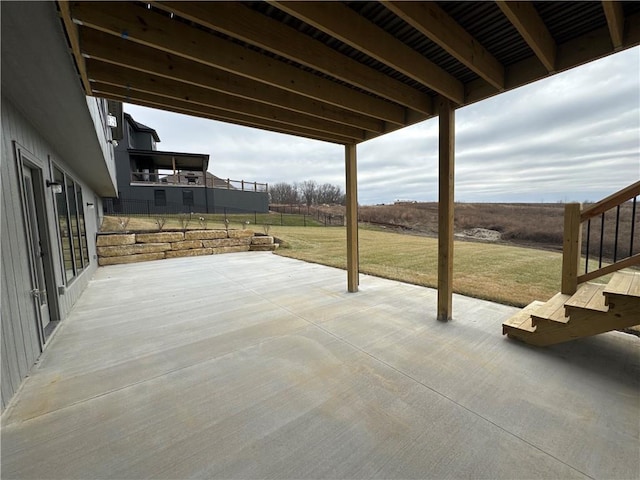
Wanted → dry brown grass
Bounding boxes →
[357,202,639,261]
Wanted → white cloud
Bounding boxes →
[125,46,640,205]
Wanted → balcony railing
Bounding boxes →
[561,181,640,294]
[130,172,268,192]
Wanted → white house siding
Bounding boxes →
[1,97,101,411]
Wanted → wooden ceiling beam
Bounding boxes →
[86,59,366,142]
[496,1,557,72]
[57,1,92,94]
[382,1,505,91]
[270,1,464,105]
[602,1,625,49]
[69,1,406,125]
[466,11,640,104]
[93,84,351,145]
[152,1,433,116]
[80,28,385,134]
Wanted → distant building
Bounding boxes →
[104,113,269,215]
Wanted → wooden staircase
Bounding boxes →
[503,271,640,346]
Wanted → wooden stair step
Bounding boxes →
[603,271,640,306]
[603,271,636,296]
[630,272,640,297]
[502,300,545,334]
[531,292,571,324]
[564,283,608,313]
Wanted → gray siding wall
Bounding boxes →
[1,97,100,411]
[111,134,269,214]
[110,184,269,215]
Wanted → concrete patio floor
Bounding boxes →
[1,252,638,479]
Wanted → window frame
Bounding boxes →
[154,189,167,207]
[51,163,91,285]
[182,189,194,207]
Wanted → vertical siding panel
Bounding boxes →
[1,266,19,397]
[1,100,43,407]
[1,317,18,410]
[3,103,41,363]
[1,205,25,395]
[2,96,108,411]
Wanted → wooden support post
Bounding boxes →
[345,144,359,292]
[561,203,582,294]
[437,96,455,321]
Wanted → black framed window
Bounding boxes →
[53,166,73,282]
[75,184,89,265]
[53,166,90,283]
[154,189,166,207]
[183,190,194,207]
[65,177,84,272]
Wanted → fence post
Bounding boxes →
[561,203,582,295]
[254,211,257,225]
[281,211,283,226]
[146,200,150,216]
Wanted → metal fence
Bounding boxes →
[102,199,344,227]
[270,204,344,226]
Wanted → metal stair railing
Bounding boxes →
[561,181,640,294]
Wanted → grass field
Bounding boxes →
[269,225,567,307]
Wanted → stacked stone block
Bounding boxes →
[97,230,273,266]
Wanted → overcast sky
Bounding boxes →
[125,46,639,205]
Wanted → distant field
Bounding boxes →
[356,202,638,261]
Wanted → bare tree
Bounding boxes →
[269,180,345,206]
[300,180,317,207]
[316,183,345,205]
[269,182,300,204]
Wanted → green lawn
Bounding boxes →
[271,225,565,307]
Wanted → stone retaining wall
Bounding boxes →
[97,230,277,266]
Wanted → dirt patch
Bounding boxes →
[455,228,502,242]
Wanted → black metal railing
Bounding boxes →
[583,196,639,274]
[129,172,268,192]
[562,181,640,294]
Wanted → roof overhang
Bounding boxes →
[58,1,640,146]
[1,1,117,196]
[128,149,209,171]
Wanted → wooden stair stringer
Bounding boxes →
[503,273,640,347]
[527,307,639,345]
[502,300,545,344]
